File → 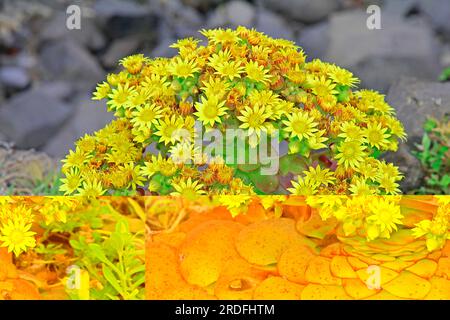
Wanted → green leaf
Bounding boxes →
[102,264,123,296]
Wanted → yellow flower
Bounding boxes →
[204,28,240,45]
[77,178,106,197]
[208,49,232,67]
[327,65,360,87]
[107,83,135,110]
[62,147,88,171]
[194,95,228,126]
[282,111,318,141]
[335,140,366,169]
[217,195,252,217]
[338,122,365,142]
[349,179,374,195]
[171,177,206,198]
[59,167,82,195]
[168,57,201,78]
[286,64,306,84]
[0,219,36,256]
[237,104,270,136]
[201,77,230,98]
[308,129,328,150]
[377,175,401,195]
[309,76,338,97]
[92,81,111,100]
[365,122,390,149]
[169,142,194,164]
[118,163,145,190]
[214,60,244,81]
[303,166,335,186]
[154,115,186,146]
[131,103,163,130]
[366,198,403,238]
[287,176,319,195]
[244,61,271,84]
[119,54,147,74]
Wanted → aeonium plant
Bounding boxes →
[60,26,407,196]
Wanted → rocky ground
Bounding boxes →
[0,0,449,193]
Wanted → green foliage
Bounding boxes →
[439,66,450,81]
[69,217,145,300]
[413,117,450,194]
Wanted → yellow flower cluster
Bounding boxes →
[306,196,404,241]
[60,27,406,196]
[0,197,81,256]
[412,196,450,251]
[307,195,450,251]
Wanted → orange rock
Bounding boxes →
[406,259,438,279]
[381,260,415,272]
[342,278,379,299]
[383,271,431,299]
[425,277,450,300]
[330,256,357,278]
[178,206,233,233]
[152,232,186,249]
[9,279,40,300]
[356,266,399,286]
[234,201,267,225]
[347,257,369,270]
[305,256,341,285]
[180,220,243,287]
[236,218,312,266]
[214,257,268,300]
[364,290,402,300]
[301,284,351,300]
[427,250,442,262]
[320,243,344,258]
[441,240,450,257]
[0,248,12,264]
[146,242,185,298]
[146,242,213,300]
[436,257,450,278]
[282,203,311,221]
[296,210,338,240]
[278,244,316,284]
[40,286,69,300]
[253,276,304,300]
[0,261,17,281]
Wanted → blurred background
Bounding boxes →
[0,0,449,194]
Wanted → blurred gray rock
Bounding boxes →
[256,8,295,40]
[94,0,158,39]
[40,12,106,51]
[36,81,73,101]
[382,144,424,192]
[101,37,141,68]
[169,3,204,38]
[260,0,339,23]
[207,1,256,28]
[325,11,440,92]
[150,37,178,58]
[418,0,450,38]
[40,40,104,88]
[382,0,417,16]
[0,88,73,149]
[43,94,114,159]
[0,66,30,90]
[297,21,329,59]
[387,77,450,143]
[181,0,223,11]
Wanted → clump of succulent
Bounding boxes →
[60,27,406,196]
